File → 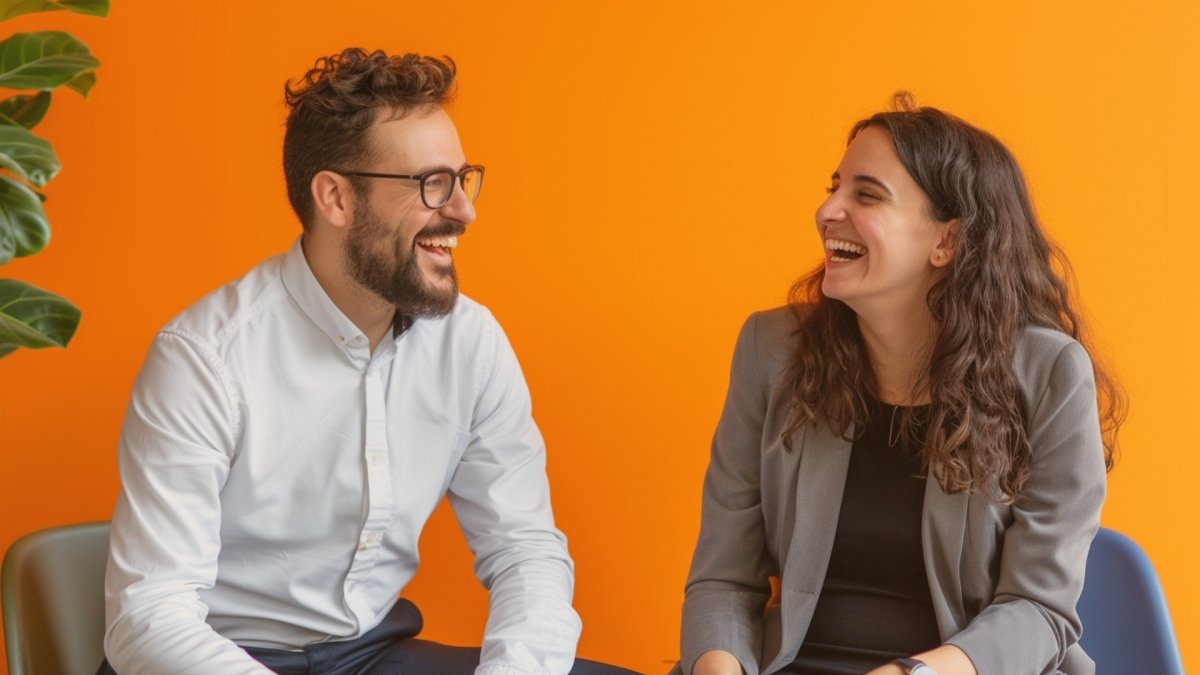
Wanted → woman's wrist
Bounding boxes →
[692,649,743,675]
[891,657,937,674]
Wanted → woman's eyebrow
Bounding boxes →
[851,174,894,196]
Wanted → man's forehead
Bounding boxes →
[367,105,465,166]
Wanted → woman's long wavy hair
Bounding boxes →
[782,93,1125,502]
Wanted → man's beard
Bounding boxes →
[344,206,460,319]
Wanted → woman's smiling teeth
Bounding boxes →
[826,237,867,262]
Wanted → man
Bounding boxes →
[102,48,628,675]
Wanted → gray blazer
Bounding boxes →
[680,307,1106,675]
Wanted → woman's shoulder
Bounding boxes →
[1013,325,1090,370]
[736,304,800,360]
[744,304,799,336]
[1012,324,1096,410]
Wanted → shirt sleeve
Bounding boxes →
[104,331,273,675]
[444,315,582,675]
[680,313,773,675]
[945,340,1108,674]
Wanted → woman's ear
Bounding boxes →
[931,219,959,268]
[310,170,355,230]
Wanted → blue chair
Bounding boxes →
[2,522,110,675]
[1078,527,1184,675]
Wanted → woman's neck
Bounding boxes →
[856,305,939,406]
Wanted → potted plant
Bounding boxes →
[0,0,108,358]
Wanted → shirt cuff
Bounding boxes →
[475,664,549,675]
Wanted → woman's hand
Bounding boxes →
[865,645,977,675]
[692,650,744,675]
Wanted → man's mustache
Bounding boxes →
[416,222,466,239]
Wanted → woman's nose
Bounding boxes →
[815,191,845,226]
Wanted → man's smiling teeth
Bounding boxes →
[417,235,457,249]
[826,238,866,262]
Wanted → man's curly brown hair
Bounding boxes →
[282,48,457,228]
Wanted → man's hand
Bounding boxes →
[691,650,743,675]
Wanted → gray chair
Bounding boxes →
[2,522,110,675]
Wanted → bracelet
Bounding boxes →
[891,657,937,675]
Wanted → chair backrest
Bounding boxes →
[1078,527,1184,675]
[2,522,110,675]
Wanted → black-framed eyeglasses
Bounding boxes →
[336,165,485,210]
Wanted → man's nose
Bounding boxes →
[438,180,476,224]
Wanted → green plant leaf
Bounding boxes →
[0,278,80,355]
[0,32,99,93]
[64,68,93,96]
[0,90,50,128]
[56,0,108,15]
[0,0,108,21]
[0,123,59,186]
[0,174,48,263]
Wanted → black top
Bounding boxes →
[783,400,942,674]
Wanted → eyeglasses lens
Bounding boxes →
[460,168,483,204]
[419,171,453,209]
[420,168,484,209]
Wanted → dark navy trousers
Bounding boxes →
[97,599,640,674]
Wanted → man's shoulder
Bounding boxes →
[448,292,492,322]
[160,253,289,348]
[418,293,502,338]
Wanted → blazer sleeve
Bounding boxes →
[945,340,1107,674]
[680,312,774,675]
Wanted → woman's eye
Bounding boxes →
[825,185,838,194]
[857,191,879,202]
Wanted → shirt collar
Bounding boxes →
[280,235,370,349]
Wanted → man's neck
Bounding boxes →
[301,234,396,352]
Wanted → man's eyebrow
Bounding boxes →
[414,163,471,174]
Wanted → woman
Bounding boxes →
[678,95,1124,675]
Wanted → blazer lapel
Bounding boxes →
[922,475,970,635]
[767,422,852,671]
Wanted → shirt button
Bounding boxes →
[336,335,345,344]
[351,335,367,346]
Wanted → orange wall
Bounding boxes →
[1,2,1196,673]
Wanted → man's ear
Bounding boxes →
[310,170,354,229]
[931,218,959,268]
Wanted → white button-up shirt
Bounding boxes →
[104,238,581,675]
